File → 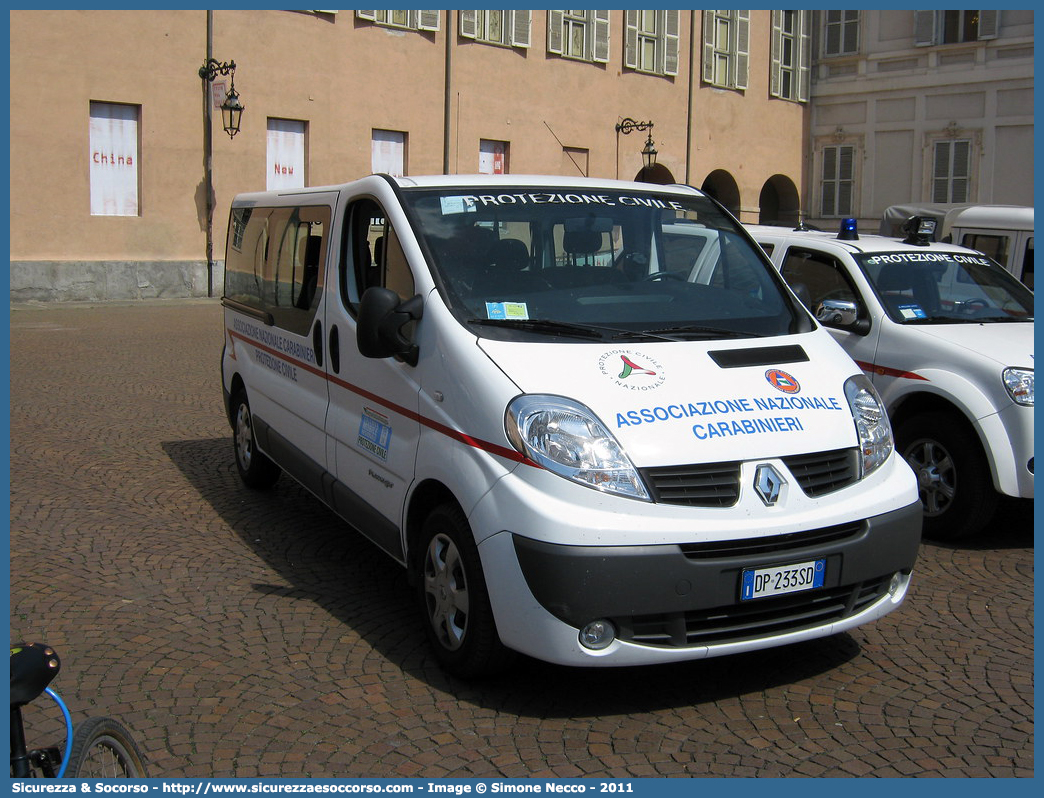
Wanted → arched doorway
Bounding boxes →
[700,170,741,217]
[635,163,676,185]
[758,175,801,226]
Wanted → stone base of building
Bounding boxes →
[9,260,225,302]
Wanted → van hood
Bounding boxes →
[908,322,1034,367]
[478,335,861,467]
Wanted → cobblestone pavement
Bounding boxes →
[8,299,1033,779]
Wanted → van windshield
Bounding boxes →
[402,187,810,342]
[855,250,1034,324]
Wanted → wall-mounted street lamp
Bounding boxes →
[641,133,658,171]
[199,58,244,139]
[614,117,657,180]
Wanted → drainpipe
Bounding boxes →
[203,10,215,297]
[443,10,453,174]
[685,11,696,185]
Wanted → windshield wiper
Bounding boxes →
[470,317,767,341]
[639,324,763,339]
[470,317,691,342]
[468,317,606,339]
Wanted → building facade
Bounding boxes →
[10,9,814,302]
[806,9,1034,229]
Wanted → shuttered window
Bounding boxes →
[770,10,811,102]
[702,10,749,90]
[459,10,531,48]
[914,10,999,45]
[932,140,971,203]
[623,10,679,76]
[821,145,855,217]
[355,10,440,32]
[548,10,610,64]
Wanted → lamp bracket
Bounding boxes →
[200,58,237,82]
[615,117,654,135]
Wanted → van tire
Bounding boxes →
[417,504,514,678]
[896,412,998,541]
[231,388,281,490]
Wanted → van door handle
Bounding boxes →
[329,325,341,374]
[312,320,324,368]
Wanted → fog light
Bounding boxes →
[888,572,904,597]
[579,619,616,650]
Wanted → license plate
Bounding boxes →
[741,559,825,600]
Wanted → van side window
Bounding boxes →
[780,247,858,312]
[960,233,1008,267]
[1021,237,1033,290]
[224,204,330,335]
[342,199,416,315]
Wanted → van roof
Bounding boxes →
[231,174,709,206]
[943,204,1033,232]
[879,203,1033,235]
[391,173,706,195]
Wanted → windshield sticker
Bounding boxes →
[440,196,478,216]
[357,407,392,462]
[897,304,927,320]
[485,301,529,320]
[599,350,666,391]
[766,369,800,394]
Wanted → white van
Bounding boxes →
[880,204,1033,289]
[221,175,921,677]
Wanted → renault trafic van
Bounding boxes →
[221,175,921,677]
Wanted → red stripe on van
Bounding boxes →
[854,360,930,381]
[229,328,536,467]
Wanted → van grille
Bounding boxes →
[641,448,860,507]
[641,462,741,507]
[782,448,859,497]
[613,575,892,648]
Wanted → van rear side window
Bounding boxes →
[960,233,1008,266]
[225,205,330,335]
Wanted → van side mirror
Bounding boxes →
[815,299,870,335]
[357,287,424,366]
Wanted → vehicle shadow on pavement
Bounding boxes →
[164,437,863,716]
[920,498,1034,552]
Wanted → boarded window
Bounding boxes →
[89,102,139,216]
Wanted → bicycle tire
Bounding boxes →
[64,716,149,778]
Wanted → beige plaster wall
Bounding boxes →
[10,10,807,282]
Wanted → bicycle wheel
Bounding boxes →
[64,716,148,778]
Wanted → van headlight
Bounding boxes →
[506,395,650,501]
[844,375,893,478]
[1002,368,1034,406]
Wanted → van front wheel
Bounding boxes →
[897,413,997,541]
[231,389,281,489]
[417,504,513,678]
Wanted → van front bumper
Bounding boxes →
[477,499,922,666]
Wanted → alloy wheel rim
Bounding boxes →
[905,438,956,517]
[235,403,254,468]
[422,533,469,651]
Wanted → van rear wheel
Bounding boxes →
[417,504,513,678]
[897,413,997,541]
[231,388,281,489]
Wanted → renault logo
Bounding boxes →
[754,464,786,506]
